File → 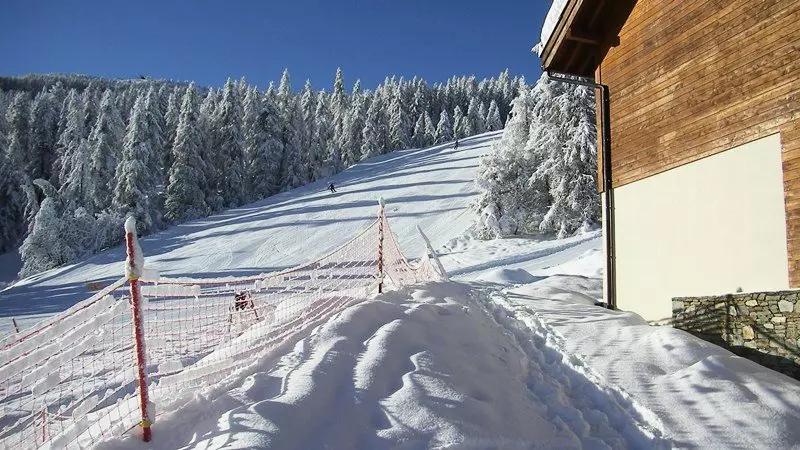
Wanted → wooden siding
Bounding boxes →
[783,120,800,286]
[600,0,800,285]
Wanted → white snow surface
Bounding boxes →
[3,131,800,449]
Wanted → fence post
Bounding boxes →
[41,408,46,444]
[124,217,152,442]
[416,225,449,281]
[377,198,385,293]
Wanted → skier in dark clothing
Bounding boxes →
[328,182,336,193]
[453,139,459,150]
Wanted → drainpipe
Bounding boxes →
[545,71,616,310]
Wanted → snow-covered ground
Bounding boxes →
[2,131,800,448]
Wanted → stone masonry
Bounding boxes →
[672,290,800,379]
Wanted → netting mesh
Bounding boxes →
[382,215,442,287]
[0,206,445,448]
[0,278,138,448]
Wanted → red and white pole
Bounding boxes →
[377,198,385,294]
[124,217,152,442]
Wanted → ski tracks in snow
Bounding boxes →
[481,287,670,449]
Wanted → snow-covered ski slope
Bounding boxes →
[0,131,500,337]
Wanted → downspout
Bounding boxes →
[545,71,616,310]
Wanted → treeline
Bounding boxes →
[474,74,600,238]
[0,69,526,277]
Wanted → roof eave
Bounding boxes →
[539,0,583,72]
[539,0,638,78]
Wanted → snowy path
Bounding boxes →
[100,282,666,450]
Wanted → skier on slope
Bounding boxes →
[453,138,459,150]
[328,181,336,193]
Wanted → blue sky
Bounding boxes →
[1,1,550,91]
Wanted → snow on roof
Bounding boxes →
[536,0,569,56]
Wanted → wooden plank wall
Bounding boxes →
[783,121,800,285]
[600,0,800,285]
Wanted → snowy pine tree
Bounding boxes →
[5,92,30,172]
[54,89,86,188]
[452,106,466,139]
[475,73,598,238]
[162,86,182,183]
[435,110,453,144]
[310,92,331,180]
[59,139,93,209]
[242,86,268,201]
[277,70,304,191]
[28,90,60,181]
[485,100,502,131]
[329,68,347,172]
[0,132,26,252]
[423,111,436,145]
[165,83,210,222]
[19,186,69,277]
[475,85,540,237]
[214,78,246,207]
[0,94,32,251]
[388,87,411,150]
[19,179,95,277]
[87,89,124,212]
[341,81,365,166]
[412,113,426,148]
[260,88,285,193]
[476,101,488,133]
[360,94,383,160]
[80,84,99,135]
[199,88,223,212]
[143,86,165,191]
[535,78,599,237]
[113,95,160,233]
[299,80,317,180]
[463,97,479,137]
[410,82,428,124]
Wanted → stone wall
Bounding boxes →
[672,291,800,380]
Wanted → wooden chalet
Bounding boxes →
[538,0,800,320]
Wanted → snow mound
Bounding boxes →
[474,267,540,285]
[538,248,604,278]
[99,282,667,449]
[508,274,602,306]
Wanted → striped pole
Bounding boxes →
[378,198,385,293]
[124,217,152,442]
